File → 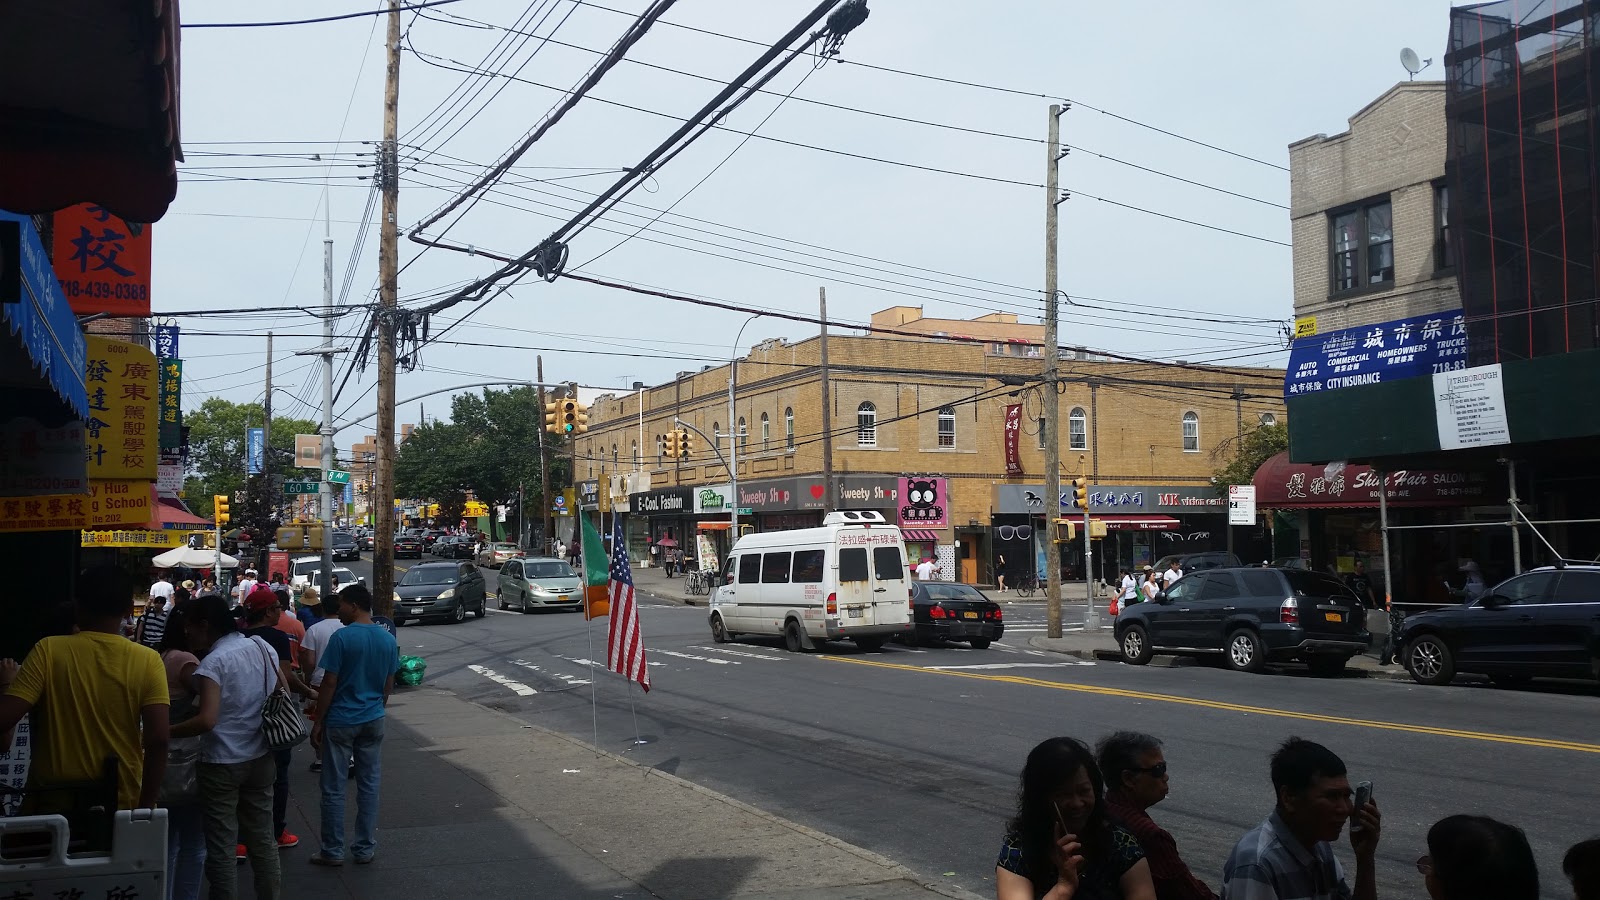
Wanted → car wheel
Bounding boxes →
[710,614,731,643]
[1120,625,1153,665]
[783,619,805,653]
[854,636,886,652]
[473,598,485,619]
[1406,634,1455,686]
[1306,656,1349,678]
[451,603,466,625]
[519,591,534,613]
[969,638,992,650]
[1224,629,1265,673]
[497,593,507,611]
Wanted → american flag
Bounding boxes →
[606,518,650,692]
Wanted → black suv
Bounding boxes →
[1116,567,1369,676]
[1397,565,1600,687]
[1152,551,1242,575]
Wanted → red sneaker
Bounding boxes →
[235,843,247,862]
[277,830,300,849]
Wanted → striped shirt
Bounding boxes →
[1221,813,1350,900]
[136,605,169,649]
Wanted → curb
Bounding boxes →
[1025,636,1419,682]
[412,688,985,900]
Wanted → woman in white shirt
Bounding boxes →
[1140,570,1162,603]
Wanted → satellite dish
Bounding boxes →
[1400,47,1432,80]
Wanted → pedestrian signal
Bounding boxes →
[1053,518,1076,543]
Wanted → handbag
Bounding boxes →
[253,637,308,751]
[160,736,202,805]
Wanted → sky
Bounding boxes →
[163,0,1464,452]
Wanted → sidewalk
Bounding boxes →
[280,687,983,900]
[1026,630,1413,681]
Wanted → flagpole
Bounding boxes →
[624,679,644,749]
[581,507,601,756]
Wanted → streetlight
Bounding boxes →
[729,314,762,537]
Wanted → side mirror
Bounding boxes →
[1155,591,1170,604]
[1479,594,1506,609]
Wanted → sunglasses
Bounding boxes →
[996,525,1034,540]
[1131,762,1168,778]
[1416,855,1433,875]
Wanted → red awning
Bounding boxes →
[0,0,183,223]
[1094,515,1181,531]
[900,529,942,542]
[129,498,210,531]
[697,521,732,531]
[1251,452,1495,509]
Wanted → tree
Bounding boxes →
[183,397,319,533]
[1211,422,1288,488]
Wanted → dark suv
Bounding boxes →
[1152,551,1242,575]
[1397,565,1600,687]
[1116,567,1369,676]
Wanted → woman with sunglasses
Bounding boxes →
[1417,815,1539,900]
[997,737,1155,900]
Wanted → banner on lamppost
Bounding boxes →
[158,358,182,449]
[246,427,265,475]
[1003,404,1023,476]
[155,324,180,360]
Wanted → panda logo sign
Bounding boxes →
[896,477,947,526]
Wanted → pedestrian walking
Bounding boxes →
[1096,732,1215,900]
[136,573,176,649]
[1416,815,1538,900]
[1379,598,1406,667]
[298,590,345,774]
[1565,839,1600,900]
[916,557,937,581]
[1141,570,1162,603]
[171,593,283,900]
[1119,569,1138,607]
[996,553,1008,593]
[1221,737,1379,900]
[158,604,205,900]
[242,586,315,852]
[1162,560,1182,588]
[308,584,399,867]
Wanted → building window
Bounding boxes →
[631,439,638,466]
[937,406,956,447]
[1037,417,1047,450]
[785,407,794,450]
[713,422,720,450]
[1068,407,1087,451]
[857,402,877,447]
[657,436,665,462]
[612,444,619,466]
[1434,183,1453,271]
[760,412,770,449]
[1182,411,1199,452]
[1330,198,1393,293]
[738,417,748,451]
[1259,413,1277,427]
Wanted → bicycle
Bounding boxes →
[685,569,713,596]
[1013,573,1039,598]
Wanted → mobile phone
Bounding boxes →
[1351,781,1373,831]
[1052,800,1071,835]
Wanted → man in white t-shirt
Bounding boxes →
[1162,560,1183,587]
[233,569,259,603]
[297,594,345,774]
[915,558,936,581]
[148,572,175,608]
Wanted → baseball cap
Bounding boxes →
[243,584,280,612]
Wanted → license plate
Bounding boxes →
[412,608,426,615]
[847,607,863,618]
[1324,612,1343,623]
[962,611,979,620]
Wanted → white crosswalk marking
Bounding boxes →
[467,665,536,695]
[689,646,785,660]
[509,659,590,686]
[655,649,738,665]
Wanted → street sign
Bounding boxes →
[326,470,351,485]
[1228,484,1257,525]
[736,507,754,516]
[284,481,320,495]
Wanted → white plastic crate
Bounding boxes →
[0,808,167,898]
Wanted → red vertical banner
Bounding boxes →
[1004,404,1023,476]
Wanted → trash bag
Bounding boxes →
[396,655,427,687]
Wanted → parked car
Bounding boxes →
[496,558,583,612]
[331,531,360,562]
[422,529,448,549]
[440,535,473,559]
[306,566,364,596]
[394,561,488,624]
[358,532,375,551]
[394,534,423,559]
[1152,551,1242,575]
[429,535,458,557]
[1397,565,1600,687]
[1115,567,1369,676]
[904,582,1003,648]
[1270,556,1310,570]
[475,541,521,568]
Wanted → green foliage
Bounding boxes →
[183,397,318,525]
[1211,422,1288,488]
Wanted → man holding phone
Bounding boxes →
[1222,737,1380,900]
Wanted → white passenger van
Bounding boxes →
[708,510,912,652]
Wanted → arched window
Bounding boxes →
[1259,413,1277,427]
[937,406,956,447]
[1068,407,1087,451]
[713,422,720,450]
[656,435,665,462]
[785,407,795,450]
[631,439,638,466]
[612,444,619,465]
[738,417,748,451]
[857,402,877,447]
[1182,411,1199,452]
[760,412,770,449]
[1037,416,1047,450]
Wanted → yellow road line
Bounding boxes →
[824,656,1600,754]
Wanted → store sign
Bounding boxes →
[1227,485,1257,526]
[896,476,947,526]
[84,336,158,480]
[51,203,153,316]
[82,528,187,549]
[0,419,88,496]
[695,484,732,515]
[1433,363,1511,450]
[158,359,182,449]
[0,479,154,532]
[993,483,1223,515]
[1284,309,1468,399]
[155,324,180,359]
[577,480,600,507]
[1252,453,1493,508]
[1003,404,1023,475]
[157,453,183,497]
[632,487,691,514]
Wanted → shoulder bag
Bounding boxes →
[252,637,308,751]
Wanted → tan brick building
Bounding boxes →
[579,308,1285,584]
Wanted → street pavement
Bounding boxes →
[335,552,1600,899]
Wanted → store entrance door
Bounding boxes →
[958,533,979,584]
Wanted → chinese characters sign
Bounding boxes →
[1284,309,1468,399]
[0,480,154,533]
[159,359,182,450]
[896,477,948,526]
[155,323,180,359]
[85,336,158,480]
[51,203,153,316]
[1003,404,1023,476]
[0,420,87,496]
[82,529,188,548]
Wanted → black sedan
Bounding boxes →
[394,534,423,559]
[1398,565,1600,687]
[433,535,466,558]
[394,561,487,624]
[903,582,1004,649]
[331,531,360,561]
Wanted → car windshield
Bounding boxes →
[334,534,354,545]
[494,543,517,552]
[401,567,458,586]
[525,562,576,579]
[1283,571,1358,600]
[924,584,986,602]
[292,560,318,576]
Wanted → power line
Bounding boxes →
[184,0,463,28]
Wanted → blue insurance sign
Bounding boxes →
[1285,309,1468,399]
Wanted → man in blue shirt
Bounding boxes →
[307,583,399,866]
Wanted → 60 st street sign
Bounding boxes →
[284,481,320,495]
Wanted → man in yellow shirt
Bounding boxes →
[0,566,169,811]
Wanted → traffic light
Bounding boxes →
[678,429,694,458]
[664,431,680,458]
[1052,517,1076,544]
[573,401,589,434]
[214,494,230,526]
[544,401,560,434]
[558,399,578,434]
[1069,477,1088,510]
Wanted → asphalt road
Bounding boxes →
[342,553,1599,899]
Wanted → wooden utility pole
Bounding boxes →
[819,286,833,513]
[1044,104,1065,639]
[537,355,551,554]
[372,0,402,607]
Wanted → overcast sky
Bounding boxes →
[164,0,1461,450]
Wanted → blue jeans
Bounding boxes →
[319,717,385,860]
[166,803,205,900]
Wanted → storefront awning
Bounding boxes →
[1095,515,1181,531]
[1,210,88,419]
[697,521,732,531]
[151,499,209,529]
[901,529,942,542]
[1251,451,1495,509]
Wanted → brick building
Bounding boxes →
[580,308,1285,584]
